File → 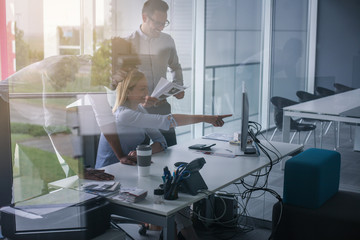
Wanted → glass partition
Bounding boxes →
[2,0,195,204]
[204,0,263,136]
[269,0,309,127]
[1,0,314,228]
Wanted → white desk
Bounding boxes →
[49,138,303,239]
[282,89,360,150]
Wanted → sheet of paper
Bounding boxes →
[151,77,187,100]
[202,133,233,142]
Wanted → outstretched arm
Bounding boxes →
[172,114,233,127]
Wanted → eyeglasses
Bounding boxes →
[148,16,170,28]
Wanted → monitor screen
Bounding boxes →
[241,90,249,152]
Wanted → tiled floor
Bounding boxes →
[120,124,360,240]
[5,123,359,240]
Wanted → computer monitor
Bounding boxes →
[241,89,249,152]
[240,84,256,154]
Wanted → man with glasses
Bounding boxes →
[125,0,184,147]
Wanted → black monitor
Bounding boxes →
[241,86,256,154]
[241,90,249,152]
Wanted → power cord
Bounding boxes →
[191,191,228,223]
[234,121,284,239]
[110,219,136,240]
[193,121,284,239]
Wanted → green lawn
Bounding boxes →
[11,123,80,202]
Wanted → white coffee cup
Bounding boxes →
[136,145,152,177]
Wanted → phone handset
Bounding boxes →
[174,157,206,173]
[174,157,208,195]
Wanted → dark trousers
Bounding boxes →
[143,101,177,147]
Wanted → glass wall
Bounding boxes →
[1,0,313,223]
[269,0,309,127]
[2,0,195,203]
[271,0,309,99]
[4,0,104,202]
[204,0,263,136]
[111,0,194,141]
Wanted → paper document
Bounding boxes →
[151,77,187,100]
[111,187,148,203]
[195,150,236,158]
[79,181,120,197]
[202,133,233,142]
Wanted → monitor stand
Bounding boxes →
[244,145,257,155]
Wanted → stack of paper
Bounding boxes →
[80,181,120,196]
[111,187,148,203]
[151,77,187,100]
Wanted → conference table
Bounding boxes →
[49,138,303,239]
[282,88,360,151]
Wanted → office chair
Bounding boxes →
[315,86,335,97]
[333,83,355,93]
[270,96,316,146]
[295,90,320,102]
[296,91,336,148]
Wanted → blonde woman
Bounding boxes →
[95,69,232,168]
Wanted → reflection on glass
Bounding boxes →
[269,0,309,127]
[4,0,113,204]
[3,0,195,204]
[1,0,196,238]
[204,0,262,135]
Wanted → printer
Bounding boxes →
[0,188,110,240]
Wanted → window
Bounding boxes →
[204,0,264,136]
[0,1,314,223]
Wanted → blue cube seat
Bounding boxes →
[283,148,341,209]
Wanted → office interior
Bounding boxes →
[0,0,359,239]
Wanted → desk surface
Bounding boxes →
[284,88,360,116]
[49,138,302,217]
[340,106,360,118]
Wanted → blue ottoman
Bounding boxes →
[283,148,341,209]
